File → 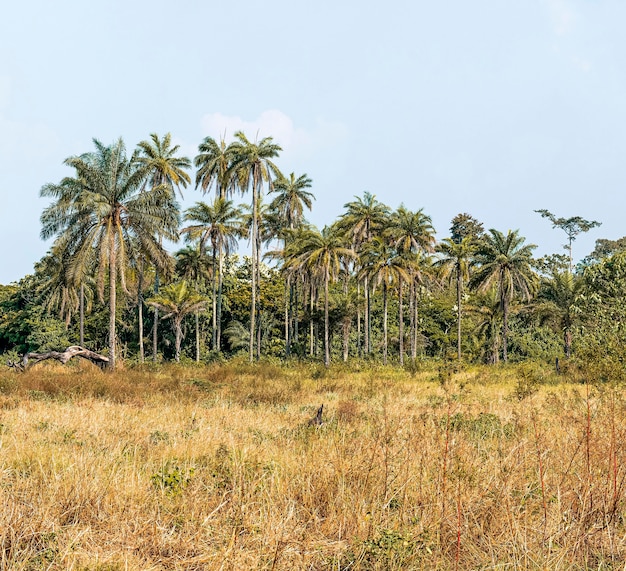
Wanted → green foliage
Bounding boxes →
[151,462,195,495]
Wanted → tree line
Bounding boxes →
[1,132,625,371]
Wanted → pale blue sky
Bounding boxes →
[1,0,624,283]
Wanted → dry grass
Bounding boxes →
[0,359,625,569]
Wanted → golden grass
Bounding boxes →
[0,360,624,569]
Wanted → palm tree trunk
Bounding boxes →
[211,248,217,351]
[249,180,258,363]
[108,238,117,370]
[357,281,362,357]
[383,281,388,365]
[175,319,182,363]
[456,269,462,361]
[365,276,371,354]
[309,281,315,357]
[79,283,85,347]
[285,274,291,358]
[217,249,224,351]
[195,311,200,362]
[138,266,144,363]
[153,263,160,362]
[398,277,404,366]
[324,270,330,367]
[409,278,416,361]
[256,213,262,362]
[502,295,509,363]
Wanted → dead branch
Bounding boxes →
[10,346,110,371]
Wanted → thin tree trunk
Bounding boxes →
[502,294,508,363]
[175,320,182,363]
[108,237,117,370]
[195,311,200,362]
[249,177,258,363]
[409,278,416,361]
[256,211,262,362]
[365,276,371,354]
[383,282,388,365]
[152,269,159,363]
[285,274,291,358]
[412,281,419,361]
[212,247,217,351]
[309,281,315,357]
[138,264,144,363]
[79,283,85,347]
[398,277,404,366]
[324,270,330,367]
[357,280,362,357]
[456,269,462,361]
[217,249,224,351]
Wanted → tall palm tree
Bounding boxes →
[136,132,192,198]
[147,281,209,362]
[195,136,236,199]
[288,225,356,367]
[181,198,244,351]
[269,172,315,357]
[386,206,436,364]
[337,192,390,355]
[435,236,475,361]
[229,131,282,362]
[470,229,538,363]
[40,138,179,369]
[136,133,191,361]
[360,237,411,365]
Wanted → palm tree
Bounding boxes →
[536,270,581,358]
[360,237,410,365]
[229,131,282,362]
[288,225,356,366]
[136,133,191,361]
[147,281,209,362]
[435,237,475,361]
[181,197,244,351]
[337,192,390,355]
[195,136,236,199]
[40,138,179,369]
[269,172,315,357]
[176,245,212,361]
[136,132,192,198]
[386,206,436,364]
[470,229,538,363]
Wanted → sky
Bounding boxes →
[1,0,625,284]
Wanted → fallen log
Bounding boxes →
[10,346,110,371]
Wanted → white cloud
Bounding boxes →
[200,109,348,160]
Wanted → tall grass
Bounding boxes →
[0,360,624,569]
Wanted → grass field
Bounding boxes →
[0,359,624,570]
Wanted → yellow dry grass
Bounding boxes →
[0,360,624,569]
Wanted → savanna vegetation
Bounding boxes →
[1,131,623,369]
[2,132,626,569]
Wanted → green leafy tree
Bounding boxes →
[40,138,179,369]
[470,229,538,363]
